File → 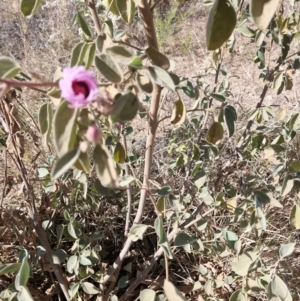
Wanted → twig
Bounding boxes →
[0,78,57,88]
[0,150,8,207]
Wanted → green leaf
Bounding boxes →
[194,171,207,189]
[74,151,91,174]
[94,179,110,196]
[279,243,295,258]
[81,282,100,294]
[148,66,176,91]
[136,73,153,93]
[51,148,80,180]
[95,54,123,83]
[224,106,236,137]
[139,289,156,301]
[118,275,129,289]
[211,93,225,102]
[67,255,78,273]
[116,0,135,24]
[84,42,96,69]
[281,174,294,196]
[154,215,173,259]
[164,279,187,301]
[96,34,112,53]
[113,142,126,163]
[155,186,171,196]
[17,286,34,301]
[110,92,139,122]
[206,0,237,50]
[145,47,170,70]
[93,144,119,188]
[264,145,285,159]
[223,230,238,249]
[102,0,120,16]
[289,204,300,230]
[38,103,52,146]
[231,252,258,276]
[15,250,30,290]
[106,45,134,64]
[206,122,224,145]
[267,275,292,301]
[79,255,92,266]
[128,224,148,242]
[118,175,135,187]
[53,100,78,157]
[170,99,186,125]
[174,233,197,246]
[229,289,247,301]
[0,56,21,79]
[0,263,21,275]
[273,72,284,92]
[20,0,42,17]
[250,0,280,31]
[77,12,92,37]
[52,249,67,264]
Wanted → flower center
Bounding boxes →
[72,81,89,97]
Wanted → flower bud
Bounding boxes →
[85,126,102,143]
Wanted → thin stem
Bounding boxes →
[164,253,169,281]
[122,132,133,237]
[0,150,8,207]
[88,0,102,35]
[0,78,57,88]
[113,40,144,52]
[100,0,161,285]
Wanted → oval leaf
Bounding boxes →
[206,122,224,145]
[170,99,186,125]
[77,12,92,37]
[116,0,135,24]
[20,0,42,17]
[53,100,78,157]
[164,279,188,301]
[148,66,176,91]
[93,144,119,188]
[140,289,156,301]
[113,142,126,163]
[289,204,300,230]
[95,54,123,83]
[279,243,295,258]
[250,0,280,31]
[145,46,170,70]
[81,282,100,294]
[0,56,21,79]
[137,73,153,93]
[206,0,237,50]
[51,149,81,180]
[174,233,197,246]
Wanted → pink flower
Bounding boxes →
[59,66,98,108]
[86,126,102,143]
